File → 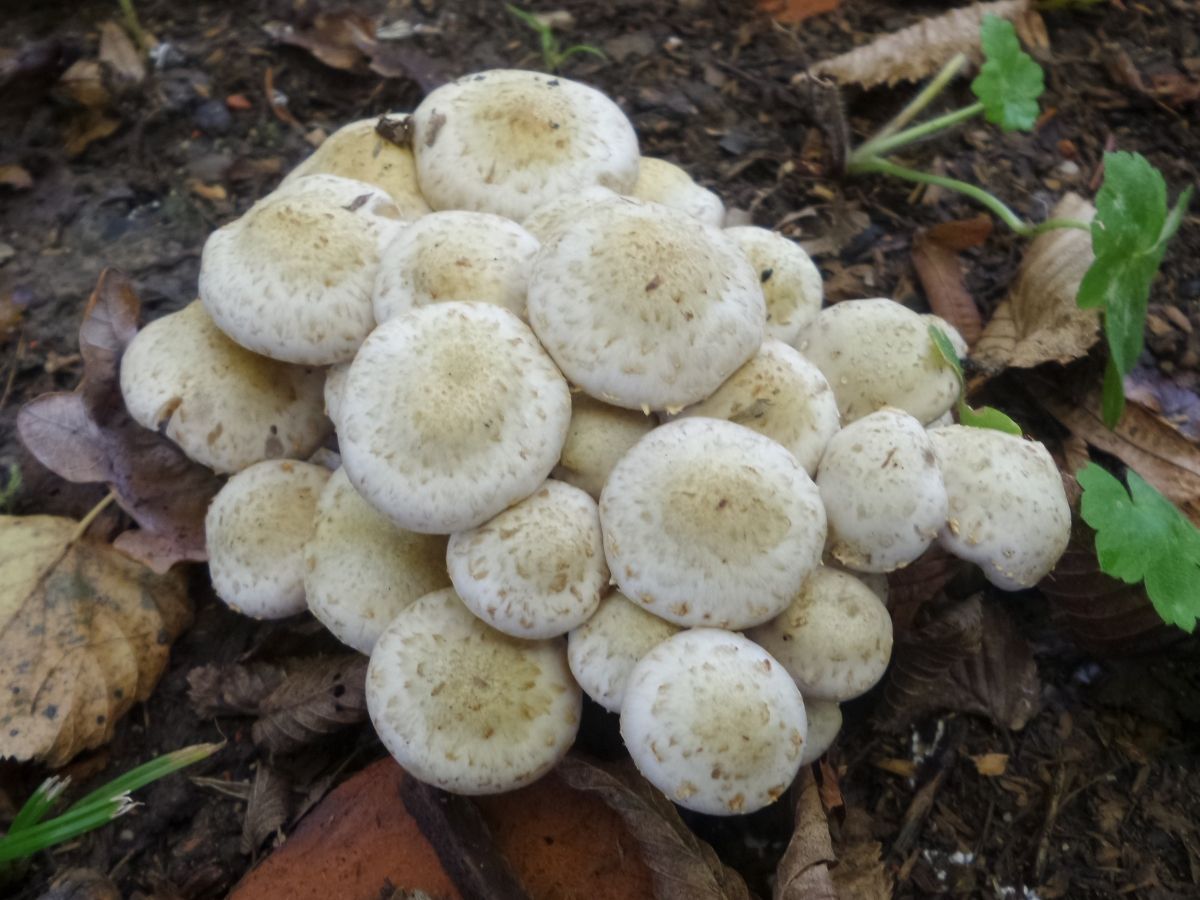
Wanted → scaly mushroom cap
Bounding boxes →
[366,588,582,794]
[621,629,807,815]
[521,186,619,243]
[528,198,766,412]
[412,69,640,221]
[630,157,724,227]
[674,339,840,476]
[339,302,571,534]
[304,468,450,653]
[600,418,826,628]
[205,460,331,618]
[447,480,608,639]
[930,425,1071,589]
[725,226,823,344]
[119,301,330,474]
[799,699,843,767]
[199,175,402,365]
[747,566,893,702]
[552,394,656,499]
[373,210,540,322]
[794,299,960,425]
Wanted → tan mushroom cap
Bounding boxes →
[412,69,640,222]
[674,339,840,476]
[552,394,656,499]
[528,198,766,412]
[630,157,724,227]
[339,302,571,534]
[600,418,827,629]
[200,175,402,365]
[366,587,581,794]
[373,210,540,323]
[621,629,807,815]
[205,460,331,619]
[798,699,843,767]
[304,468,450,654]
[930,425,1072,590]
[521,186,620,244]
[119,301,329,474]
[725,226,823,344]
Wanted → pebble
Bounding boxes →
[193,99,232,135]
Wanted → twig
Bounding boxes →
[1033,763,1073,882]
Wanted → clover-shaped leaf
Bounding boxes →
[971,15,1044,132]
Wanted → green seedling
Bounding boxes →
[506,5,606,72]
[0,464,20,513]
[928,325,1023,435]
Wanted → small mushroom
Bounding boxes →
[521,186,619,244]
[725,226,823,344]
[629,157,724,227]
[799,699,843,767]
[620,628,807,815]
[323,360,350,430]
[551,394,656,500]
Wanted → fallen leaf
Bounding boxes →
[187,179,228,201]
[913,216,991,346]
[830,839,892,900]
[1125,366,1200,442]
[818,759,843,811]
[242,764,293,854]
[252,655,367,753]
[64,112,121,158]
[886,543,963,633]
[774,767,837,900]
[225,93,253,111]
[873,758,917,778]
[187,660,288,717]
[970,752,1009,776]
[40,868,121,900]
[0,164,33,190]
[758,0,841,25]
[58,59,110,110]
[0,293,24,344]
[98,21,145,88]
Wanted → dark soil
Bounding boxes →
[2,0,1199,898]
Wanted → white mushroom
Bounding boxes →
[725,226,823,344]
[629,157,724,227]
[799,700,843,767]
[551,394,656,500]
[323,360,350,430]
[521,186,619,244]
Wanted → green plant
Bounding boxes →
[928,325,1022,435]
[506,5,606,72]
[0,464,20,513]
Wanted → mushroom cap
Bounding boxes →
[552,394,656,499]
[600,418,826,628]
[447,479,608,639]
[373,210,540,323]
[199,175,402,365]
[323,360,350,430]
[816,408,948,573]
[119,301,330,474]
[630,157,724,227]
[304,468,450,653]
[412,69,640,221]
[794,299,960,425]
[282,117,432,219]
[620,628,807,815]
[725,226,823,344]
[205,460,331,618]
[366,587,581,794]
[528,198,766,411]
[520,186,619,244]
[798,699,843,767]
[747,566,893,702]
[339,302,571,534]
[566,590,681,713]
[930,425,1071,590]
[674,339,840,476]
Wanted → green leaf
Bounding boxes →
[927,325,1023,435]
[928,324,965,381]
[971,15,1045,132]
[1100,355,1126,428]
[1077,463,1200,633]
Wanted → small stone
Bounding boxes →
[193,99,232,135]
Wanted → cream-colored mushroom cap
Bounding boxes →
[528,198,765,412]
[552,394,656,499]
[447,479,607,639]
[600,418,826,628]
[725,226,823,344]
[304,468,450,653]
[620,629,807,815]
[205,460,330,618]
[323,360,350,430]
[521,186,619,244]
[630,157,724,227]
[199,175,401,365]
[373,211,540,323]
[566,591,680,713]
[119,301,329,474]
[798,699,842,767]
[817,408,948,573]
[747,566,893,702]
[795,299,959,425]
[674,340,839,476]
[930,425,1071,590]
[412,69,640,221]
[282,118,431,219]
[366,587,581,794]
[339,302,571,534]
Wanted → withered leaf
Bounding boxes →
[98,21,145,88]
[757,0,842,25]
[1125,365,1200,443]
[830,840,892,900]
[886,544,963,634]
[912,218,989,346]
[242,764,293,854]
[0,164,34,190]
[64,111,121,158]
[252,655,368,754]
[187,660,288,717]
[556,754,751,900]
[775,767,837,900]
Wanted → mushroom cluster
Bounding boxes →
[120,69,1072,816]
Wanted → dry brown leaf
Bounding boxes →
[973,194,1099,373]
[830,840,892,900]
[98,21,145,87]
[913,216,991,346]
[775,767,837,900]
[758,0,841,25]
[971,752,1009,776]
[886,543,963,634]
[64,112,121,158]
[1125,366,1200,443]
[252,655,368,754]
[187,660,288,717]
[0,164,33,190]
[58,60,110,110]
[242,764,293,854]
[0,514,190,765]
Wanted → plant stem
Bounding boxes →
[868,53,969,145]
[852,102,984,163]
[69,490,116,544]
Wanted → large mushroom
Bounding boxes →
[629,157,725,226]
[725,226,823,344]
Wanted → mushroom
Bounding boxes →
[620,628,807,815]
[119,301,330,473]
[446,479,608,639]
[816,407,948,573]
[339,301,571,533]
[566,591,681,713]
[373,210,540,323]
[629,157,724,227]
[520,186,619,244]
[304,468,450,654]
[205,459,331,618]
[725,226,823,344]
[411,69,640,221]
[747,566,893,702]
[528,198,765,412]
[799,699,843,767]
[551,394,656,500]
[323,360,350,430]
[366,587,581,794]
[930,425,1071,589]
[673,339,840,476]
[600,417,826,628]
